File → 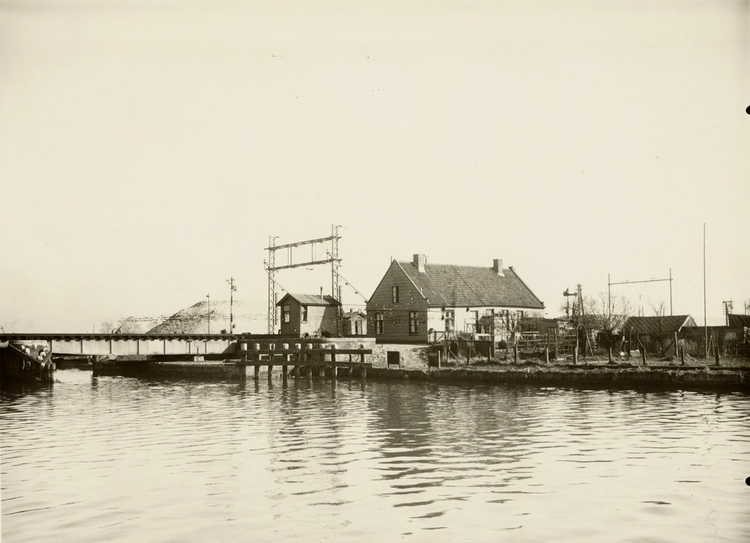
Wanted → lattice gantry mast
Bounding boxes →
[266,236,278,334]
[265,225,342,335]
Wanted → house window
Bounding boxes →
[409,311,419,335]
[375,313,384,335]
[301,305,308,322]
[392,286,399,303]
[517,310,524,321]
[445,310,455,332]
[485,308,494,317]
[282,305,291,323]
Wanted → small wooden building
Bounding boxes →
[342,310,367,336]
[622,315,696,355]
[276,293,341,337]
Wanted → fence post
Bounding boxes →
[680,341,685,365]
[714,330,721,366]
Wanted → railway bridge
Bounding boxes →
[0,333,236,357]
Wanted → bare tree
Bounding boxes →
[574,293,632,354]
[98,321,115,334]
[100,318,143,334]
[649,299,667,355]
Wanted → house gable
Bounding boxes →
[366,260,429,343]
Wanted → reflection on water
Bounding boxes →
[2,370,749,543]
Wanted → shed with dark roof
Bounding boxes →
[276,293,340,337]
[622,315,696,355]
[366,254,545,343]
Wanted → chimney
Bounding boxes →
[413,254,426,273]
[493,259,504,277]
[320,286,323,299]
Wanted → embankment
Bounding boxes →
[368,364,748,391]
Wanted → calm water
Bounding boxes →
[1,370,749,543]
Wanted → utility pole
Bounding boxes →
[722,300,733,327]
[703,223,707,360]
[206,294,211,335]
[668,272,673,316]
[563,288,576,318]
[227,277,237,334]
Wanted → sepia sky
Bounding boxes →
[1,0,748,332]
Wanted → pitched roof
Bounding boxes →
[396,261,544,309]
[276,293,340,307]
[622,315,694,334]
[728,314,750,328]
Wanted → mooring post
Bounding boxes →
[360,364,367,380]
[331,344,337,379]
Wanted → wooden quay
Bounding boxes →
[235,340,373,382]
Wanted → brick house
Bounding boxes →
[276,293,340,337]
[366,254,545,343]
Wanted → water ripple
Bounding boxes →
[1,373,748,543]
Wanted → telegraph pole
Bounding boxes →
[722,300,733,327]
[703,223,707,360]
[227,277,237,334]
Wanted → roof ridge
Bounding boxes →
[396,260,507,270]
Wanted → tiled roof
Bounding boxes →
[728,314,750,328]
[396,261,544,309]
[276,293,340,307]
[622,315,694,335]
